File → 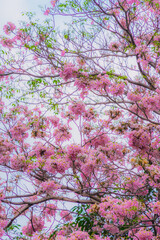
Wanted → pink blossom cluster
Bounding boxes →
[133,228,153,240]
[68,101,86,116]
[83,107,97,121]
[0,219,7,237]
[81,157,96,177]
[40,180,60,193]
[74,73,90,92]
[67,101,97,122]
[60,210,73,222]
[126,0,139,4]
[45,203,57,216]
[47,116,60,127]
[30,143,48,159]
[0,137,14,165]
[53,124,71,143]
[127,91,142,102]
[82,122,93,136]
[140,92,160,112]
[0,198,7,237]
[56,230,101,240]
[109,82,125,96]
[68,231,90,240]
[10,154,28,170]
[51,0,56,7]
[0,38,15,48]
[3,22,16,35]
[67,144,82,161]
[14,29,30,43]
[9,121,29,141]
[22,215,44,236]
[75,68,89,79]
[59,63,78,81]
[91,75,110,92]
[128,129,151,151]
[45,156,69,174]
[108,42,121,51]
[103,224,119,234]
[152,201,160,215]
[97,197,143,229]
[44,8,50,15]
[98,141,123,161]
[146,165,160,184]
[86,133,110,149]
[124,176,148,195]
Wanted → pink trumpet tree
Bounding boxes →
[0,0,160,239]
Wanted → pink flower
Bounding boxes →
[68,101,86,116]
[45,156,68,174]
[1,38,14,48]
[3,22,16,35]
[61,50,66,56]
[22,215,44,236]
[0,220,7,237]
[70,231,90,240]
[109,82,125,96]
[47,116,60,127]
[109,41,120,51]
[53,124,71,143]
[127,92,141,102]
[104,224,119,234]
[44,8,50,15]
[10,155,28,170]
[60,210,73,221]
[134,229,153,240]
[45,203,57,216]
[153,201,160,215]
[40,180,60,193]
[127,0,137,4]
[67,144,82,162]
[59,63,78,81]
[51,0,56,7]
[35,41,39,46]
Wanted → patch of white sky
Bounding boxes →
[0,0,50,30]
[0,0,71,32]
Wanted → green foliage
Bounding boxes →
[83,0,92,7]
[58,3,69,12]
[27,78,48,90]
[48,98,59,114]
[5,224,26,240]
[71,205,94,234]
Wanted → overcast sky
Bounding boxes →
[0,0,49,30]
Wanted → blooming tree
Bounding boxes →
[0,0,160,239]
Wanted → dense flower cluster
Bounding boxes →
[0,0,160,239]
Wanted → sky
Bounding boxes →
[0,0,50,30]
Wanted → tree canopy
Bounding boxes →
[0,0,160,239]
